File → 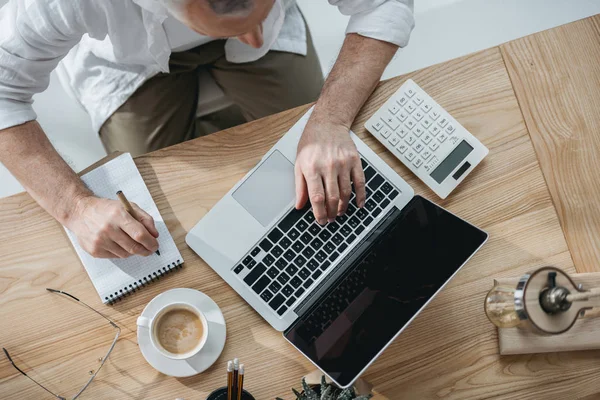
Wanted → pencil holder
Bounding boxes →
[206,387,255,400]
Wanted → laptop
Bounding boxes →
[186,107,488,387]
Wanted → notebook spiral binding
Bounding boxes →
[105,260,183,305]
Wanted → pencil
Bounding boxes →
[116,191,160,256]
[237,364,244,400]
[232,358,239,400]
[227,360,233,400]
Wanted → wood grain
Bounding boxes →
[501,15,600,274]
[496,273,600,355]
[1,17,599,400]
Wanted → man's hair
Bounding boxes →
[206,0,254,15]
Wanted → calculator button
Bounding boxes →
[396,143,408,154]
[413,157,423,168]
[450,136,460,145]
[413,142,424,153]
[437,117,449,128]
[445,123,456,135]
[388,104,400,115]
[421,149,432,161]
[380,128,391,139]
[388,134,400,146]
[397,125,409,138]
[421,118,433,129]
[422,134,432,145]
[397,95,408,107]
[413,126,425,138]
[372,121,384,131]
[423,157,439,172]
[405,87,416,98]
[413,95,423,106]
[430,110,440,120]
[405,150,416,162]
[430,141,440,151]
[422,102,432,113]
[405,118,416,130]
[413,110,424,121]
[405,135,416,145]
[405,102,417,114]
[437,133,448,143]
[430,125,441,137]
[397,110,408,122]
[382,115,399,131]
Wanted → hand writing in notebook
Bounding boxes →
[66,196,159,258]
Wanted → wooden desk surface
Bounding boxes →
[1,15,600,400]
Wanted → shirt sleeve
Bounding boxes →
[0,0,98,131]
[329,0,415,47]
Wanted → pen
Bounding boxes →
[232,358,239,400]
[116,190,160,256]
[237,364,244,400]
[227,360,233,400]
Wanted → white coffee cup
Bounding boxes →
[137,302,209,360]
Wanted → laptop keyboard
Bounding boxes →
[233,157,399,317]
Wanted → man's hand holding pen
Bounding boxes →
[65,195,159,259]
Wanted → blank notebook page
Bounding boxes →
[65,153,184,304]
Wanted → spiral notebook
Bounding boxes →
[65,153,184,304]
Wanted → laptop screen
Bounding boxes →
[284,196,488,388]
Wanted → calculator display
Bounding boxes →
[430,140,473,184]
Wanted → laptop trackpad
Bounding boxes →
[232,150,295,227]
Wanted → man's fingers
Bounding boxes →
[305,171,327,225]
[337,171,352,216]
[120,214,159,253]
[323,173,340,222]
[131,203,159,238]
[294,165,309,210]
[351,162,367,208]
[104,237,137,258]
[112,227,152,257]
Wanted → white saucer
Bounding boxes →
[137,288,226,377]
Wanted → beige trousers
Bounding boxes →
[99,26,324,156]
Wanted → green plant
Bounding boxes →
[276,376,373,400]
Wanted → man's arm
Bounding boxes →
[295,33,398,224]
[0,121,159,257]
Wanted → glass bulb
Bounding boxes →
[485,285,521,328]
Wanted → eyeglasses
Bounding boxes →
[2,288,121,399]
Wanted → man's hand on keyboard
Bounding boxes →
[295,118,366,225]
[66,196,159,258]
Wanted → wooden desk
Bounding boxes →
[1,15,600,400]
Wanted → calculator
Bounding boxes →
[365,79,488,199]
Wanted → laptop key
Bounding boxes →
[275,258,288,270]
[298,268,311,280]
[282,285,294,297]
[320,261,331,271]
[295,287,305,297]
[363,216,374,226]
[261,289,273,303]
[310,237,323,250]
[251,247,261,257]
[300,232,312,244]
[247,259,257,269]
[294,255,307,267]
[272,245,283,257]
[326,221,340,233]
[303,278,314,289]
[347,233,357,243]
[244,263,266,286]
[347,203,357,215]
[268,228,284,244]
[338,243,348,253]
[312,270,322,280]
[259,238,273,252]
[381,198,391,209]
[243,256,253,266]
[318,230,332,242]
[367,174,384,190]
[373,190,385,203]
[277,305,288,316]
[292,241,304,252]
[356,225,365,235]
[389,189,399,200]
[285,264,298,276]
[308,224,320,235]
[288,228,300,241]
[364,166,376,182]
[302,247,315,259]
[277,272,290,285]
[278,208,305,232]
[291,276,302,287]
[365,199,376,211]
[234,264,244,274]
[323,242,335,253]
[252,275,271,294]
[340,225,352,236]
[336,214,348,224]
[360,158,368,169]
[286,296,296,307]
[269,294,285,310]
[356,208,368,220]
[304,212,315,223]
[279,237,292,249]
[329,251,340,262]
[307,259,319,270]
[315,251,327,263]
[297,220,309,232]
[263,254,275,266]
[373,207,382,217]
[268,281,282,293]
[332,233,344,245]
[381,182,393,195]
[284,249,296,262]
[267,267,279,279]
[348,217,360,229]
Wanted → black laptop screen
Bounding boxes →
[284,196,488,388]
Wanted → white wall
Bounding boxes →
[1,0,600,198]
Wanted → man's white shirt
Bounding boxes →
[0,0,414,133]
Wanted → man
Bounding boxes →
[0,0,414,259]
